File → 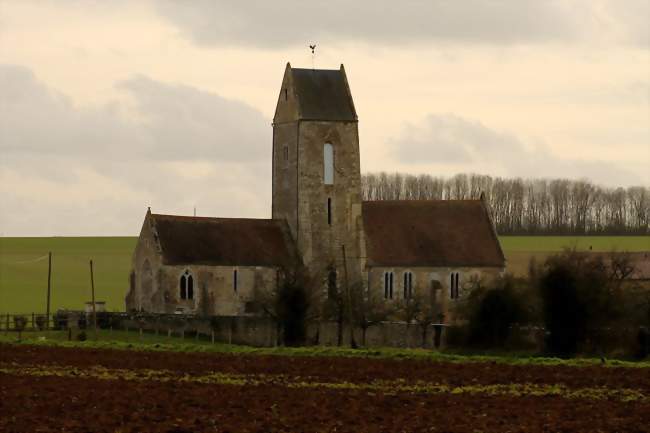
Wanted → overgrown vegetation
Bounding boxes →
[531,249,646,357]
[464,276,529,348]
[253,265,315,346]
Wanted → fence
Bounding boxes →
[4,311,645,356]
[1,313,55,333]
[0,311,451,349]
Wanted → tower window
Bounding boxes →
[327,197,332,225]
[233,269,238,293]
[284,88,288,101]
[283,145,288,162]
[324,143,334,184]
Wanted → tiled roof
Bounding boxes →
[362,200,505,268]
[150,214,297,267]
[291,68,357,121]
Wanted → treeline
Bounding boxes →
[361,172,650,235]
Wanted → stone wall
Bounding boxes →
[272,121,299,241]
[366,266,504,323]
[296,120,363,284]
[127,220,279,316]
[52,310,548,351]
[312,321,448,350]
[102,313,449,349]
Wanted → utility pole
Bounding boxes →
[46,252,52,329]
[89,259,97,338]
[341,244,357,348]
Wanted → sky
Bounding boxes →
[0,0,648,236]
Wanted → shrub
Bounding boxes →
[53,311,68,330]
[13,315,27,332]
[466,276,528,348]
[35,315,48,331]
[536,250,621,357]
[277,277,308,346]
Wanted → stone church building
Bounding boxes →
[125,63,505,319]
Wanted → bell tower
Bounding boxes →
[272,63,363,282]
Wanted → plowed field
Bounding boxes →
[1,344,649,432]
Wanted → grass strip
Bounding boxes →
[1,332,649,369]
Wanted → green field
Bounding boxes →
[0,237,136,314]
[499,236,650,252]
[0,236,648,314]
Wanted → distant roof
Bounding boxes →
[150,214,297,267]
[291,67,357,121]
[362,200,505,268]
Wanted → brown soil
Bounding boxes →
[1,344,648,433]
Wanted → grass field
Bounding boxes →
[1,236,648,314]
[499,235,650,252]
[0,237,136,314]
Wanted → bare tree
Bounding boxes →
[349,282,395,346]
[253,264,320,346]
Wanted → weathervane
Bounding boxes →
[309,44,316,69]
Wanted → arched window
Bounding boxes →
[384,271,394,300]
[324,143,334,184]
[180,274,187,300]
[403,271,413,299]
[180,270,194,300]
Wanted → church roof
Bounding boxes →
[150,214,297,267]
[291,67,357,121]
[362,200,506,268]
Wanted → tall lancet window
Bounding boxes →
[324,143,334,184]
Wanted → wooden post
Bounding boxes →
[46,252,52,330]
[89,260,97,339]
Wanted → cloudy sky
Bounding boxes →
[1,0,648,236]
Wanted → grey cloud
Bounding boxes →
[117,76,269,162]
[391,114,644,187]
[0,65,272,235]
[154,0,578,48]
[0,65,269,163]
[392,115,523,164]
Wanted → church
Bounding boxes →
[125,63,505,318]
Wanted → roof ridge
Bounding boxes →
[291,67,341,72]
[151,214,277,223]
[362,199,482,204]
